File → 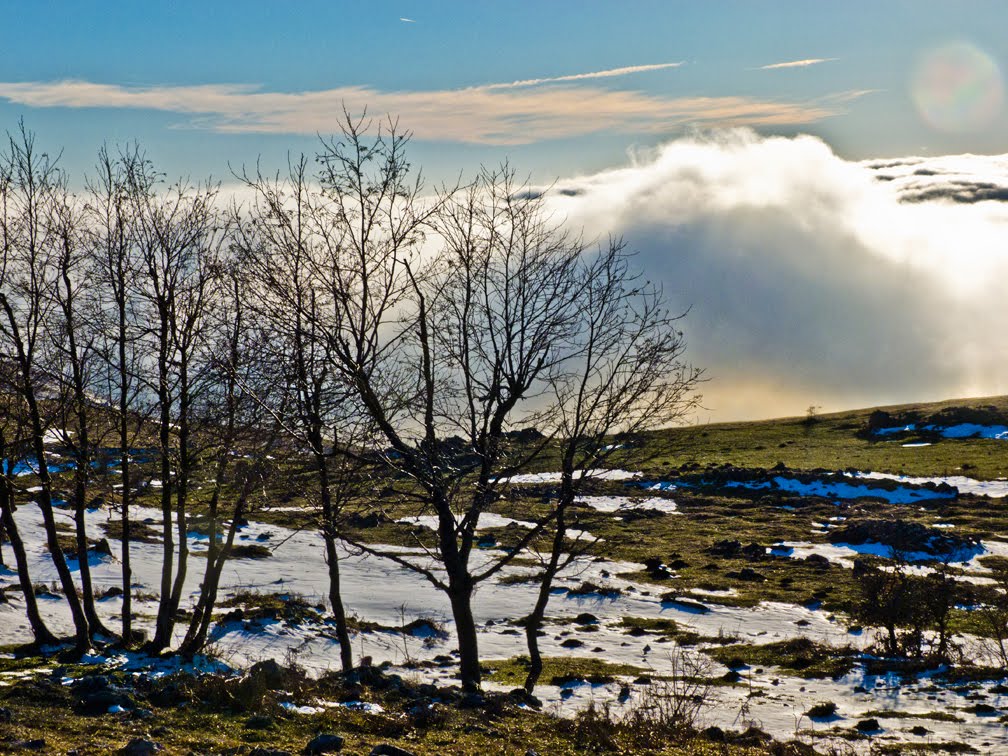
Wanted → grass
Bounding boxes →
[0,659,759,755]
[483,655,645,687]
[709,638,861,679]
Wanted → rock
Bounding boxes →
[0,706,12,723]
[804,553,831,570]
[910,725,930,736]
[245,714,275,729]
[740,542,766,561]
[72,674,136,715]
[9,740,46,751]
[729,567,766,582]
[249,750,292,756]
[855,718,881,733]
[703,725,726,742]
[560,638,583,648]
[247,659,287,688]
[708,539,741,557]
[369,746,416,756]
[574,612,598,625]
[304,733,344,754]
[93,538,113,556]
[118,739,162,755]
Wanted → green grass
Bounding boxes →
[709,638,861,679]
[483,655,645,687]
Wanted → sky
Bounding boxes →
[1,1,1007,421]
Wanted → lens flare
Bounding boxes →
[911,41,1004,132]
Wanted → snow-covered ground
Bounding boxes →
[3,477,1008,753]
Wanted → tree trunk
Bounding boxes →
[312,447,353,672]
[151,366,175,652]
[524,506,566,694]
[449,577,480,692]
[167,363,191,632]
[0,453,57,646]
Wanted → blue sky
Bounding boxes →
[2,1,1006,182]
[4,2,1008,418]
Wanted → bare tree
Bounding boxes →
[87,144,147,643]
[178,266,286,656]
[46,176,123,642]
[126,159,225,653]
[521,240,701,693]
[0,124,90,653]
[0,366,58,646]
[233,155,373,671]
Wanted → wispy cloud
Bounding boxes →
[0,73,862,145]
[483,61,684,89]
[760,57,837,70]
[399,17,416,23]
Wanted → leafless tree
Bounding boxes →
[178,266,287,656]
[0,123,90,653]
[87,144,148,643]
[45,175,117,642]
[233,154,374,671]
[126,158,225,652]
[521,239,701,693]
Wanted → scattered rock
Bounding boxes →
[370,746,416,756]
[9,740,46,751]
[804,553,831,570]
[703,726,726,743]
[740,542,766,561]
[659,595,710,614]
[118,739,162,755]
[708,539,741,557]
[245,714,274,729]
[805,701,838,719]
[727,567,766,582]
[304,733,344,754]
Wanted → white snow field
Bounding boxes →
[3,475,1008,752]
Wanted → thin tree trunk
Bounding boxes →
[26,399,90,653]
[117,292,133,643]
[0,441,57,646]
[167,361,190,629]
[315,449,353,672]
[151,336,175,651]
[524,506,566,694]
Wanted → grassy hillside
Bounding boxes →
[632,394,1008,479]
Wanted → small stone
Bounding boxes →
[118,739,162,756]
[369,746,416,756]
[245,714,275,729]
[304,733,344,754]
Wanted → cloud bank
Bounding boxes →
[0,76,856,145]
[538,131,1008,420]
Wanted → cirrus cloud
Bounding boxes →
[0,73,863,145]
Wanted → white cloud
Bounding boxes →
[761,58,837,70]
[536,131,1008,420]
[399,17,416,23]
[483,61,684,89]
[0,76,854,145]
